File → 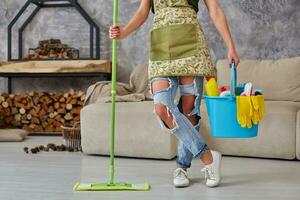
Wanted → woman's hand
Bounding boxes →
[109,0,150,40]
[109,24,126,40]
[228,48,240,67]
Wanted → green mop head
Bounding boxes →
[73,182,150,191]
[73,0,150,192]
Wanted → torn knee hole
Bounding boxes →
[188,114,200,126]
[179,78,198,96]
[153,103,178,129]
[154,103,173,120]
[180,95,197,115]
[179,77,196,85]
[193,114,201,123]
[150,79,172,95]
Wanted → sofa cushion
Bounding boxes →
[200,100,300,160]
[80,101,178,159]
[216,57,300,102]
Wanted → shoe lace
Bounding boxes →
[201,166,216,181]
[173,168,187,179]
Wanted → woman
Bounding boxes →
[109,0,239,188]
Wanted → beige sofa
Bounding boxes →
[81,57,300,160]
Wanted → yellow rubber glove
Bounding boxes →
[251,96,260,124]
[251,95,266,124]
[237,96,253,128]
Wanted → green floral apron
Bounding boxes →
[148,0,216,80]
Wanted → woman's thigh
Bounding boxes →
[149,76,179,128]
[149,77,178,104]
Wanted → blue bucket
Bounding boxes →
[204,62,258,138]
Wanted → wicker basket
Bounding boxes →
[61,121,81,148]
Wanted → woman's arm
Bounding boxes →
[203,0,240,66]
[109,0,151,40]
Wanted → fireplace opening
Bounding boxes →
[7,0,100,61]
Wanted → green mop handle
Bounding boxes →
[109,0,119,185]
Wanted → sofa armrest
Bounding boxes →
[296,109,300,160]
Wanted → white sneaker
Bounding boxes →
[173,168,189,187]
[201,150,222,187]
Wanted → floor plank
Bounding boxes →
[1,136,300,200]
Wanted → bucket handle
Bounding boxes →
[230,59,237,100]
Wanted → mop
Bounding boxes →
[73,0,150,191]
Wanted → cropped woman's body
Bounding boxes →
[110,0,239,187]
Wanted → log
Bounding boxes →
[34,105,41,113]
[15,102,24,108]
[47,118,56,125]
[14,113,22,122]
[3,107,11,116]
[28,91,35,97]
[57,108,66,114]
[69,98,77,105]
[0,95,5,103]
[42,121,48,129]
[55,126,63,132]
[78,101,84,106]
[2,101,9,108]
[22,124,30,131]
[69,88,75,96]
[31,117,40,125]
[49,112,58,119]
[48,105,54,113]
[80,94,86,102]
[66,103,73,110]
[64,113,73,121]
[21,120,30,124]
[11,119,22,127]
[70,107,81,115]
[38,109,46,116]
[29,108,39,117]
[76,90,84,98]
[60,103,66,108]
[63,93,69,99]
[54,102,60,109]
[73,115,80,121]
[29,123,43,132]
[27,114,32,120]
[11,107,18,115]
[33,94,40,105]
[6,98,13,107]
[42,102,48,112]
[59,97,66,103]
[4,116,14,124]
[19,108,26,115]
[45,125,55,132]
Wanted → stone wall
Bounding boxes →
[0,0,299,93]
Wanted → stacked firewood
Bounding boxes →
[25,38,79,60]
[0,89,85,133]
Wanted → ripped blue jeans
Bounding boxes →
[149,76,208,169]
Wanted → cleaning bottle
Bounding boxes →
[205,78,220,96]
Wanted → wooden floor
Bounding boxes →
[1,136,300,200]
